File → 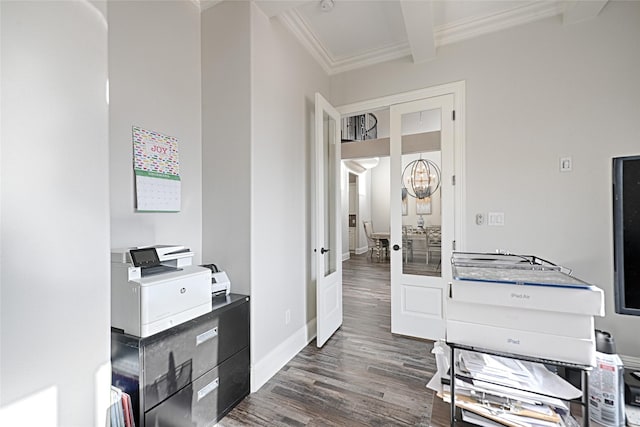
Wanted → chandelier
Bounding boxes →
[402,158,441,199]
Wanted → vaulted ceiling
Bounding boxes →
[200,1,608,75]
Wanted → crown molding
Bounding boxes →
[279,9,412,75]
[435,1,562,47]
[330,42,412,75]
[188,0,200,12]
[278,9,334,75]
[280,1,563,75]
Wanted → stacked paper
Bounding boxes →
[427,341,583,427]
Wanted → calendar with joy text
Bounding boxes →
[133,126,181,212]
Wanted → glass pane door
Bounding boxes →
[315,92,342,348]
[400,108,442,277]
[323,109,337,277]
[390,94,454,340]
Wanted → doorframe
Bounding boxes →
[336,80,467,253]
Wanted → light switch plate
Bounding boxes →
[488,212,505,226]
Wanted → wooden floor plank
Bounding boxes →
[219,253,458,426]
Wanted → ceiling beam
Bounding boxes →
[254,0,314,18]
[400,0,436,64]
[562,0,609,25]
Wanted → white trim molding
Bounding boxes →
[278,9,411,76]
[278,9,333,75]
[562,0,608,25]
[434,1,561,47]
[198,0,223,12]
[279,2,564,75]
[355,246,368,255]
[250,318,317,393]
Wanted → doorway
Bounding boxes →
[342,107,443,276]
[337,81,466,341]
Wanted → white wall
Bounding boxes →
[201,2,330,391]
[1,2,111,425]
[376,110,390,138]
[373,108,441,139]
[371,157,391,233]
[250,3,331,389]
[349,181,357,212]
[341,168,350,259]
[331,1,640,357]
[109,1,203,261]
[201,1,251,295]
[357,170,373,252]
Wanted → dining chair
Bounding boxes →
[402,225,414,263]
[363,220,387,262]
[426,226,442,267]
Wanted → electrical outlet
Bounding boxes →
[476,214,484,225]
[560,157,572,172]
[285,309,291,325]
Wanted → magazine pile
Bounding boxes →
[428,341,583,427]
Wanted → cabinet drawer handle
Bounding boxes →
[196,327,218,346]
[197,377,219,401]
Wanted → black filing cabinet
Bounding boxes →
[111,294,250,427]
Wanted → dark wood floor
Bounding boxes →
[220,253,457,426]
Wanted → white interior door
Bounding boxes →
[315,93,343,348]
[390,95,455,340]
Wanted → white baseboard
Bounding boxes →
[250,318,317,393]
[621,354,640,369]
[355,246,368,255]
[342,252,350,261]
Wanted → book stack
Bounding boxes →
[110,386,135,427]
[428,342,583,427]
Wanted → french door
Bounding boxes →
[390,95,455,339]
[315,93,343,348]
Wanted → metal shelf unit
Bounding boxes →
[447,342,592,427]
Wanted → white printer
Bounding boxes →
[111,245,212,337]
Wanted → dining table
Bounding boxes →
[371,229,439,264]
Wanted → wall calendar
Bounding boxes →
[132,126,181,212]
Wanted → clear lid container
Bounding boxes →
[451,252,592,289]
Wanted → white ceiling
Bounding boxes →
[240,0,609,75]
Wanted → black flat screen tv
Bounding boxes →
[613,155,640,316]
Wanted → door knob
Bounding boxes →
[320,247,330,254]
[393,244,400,251]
